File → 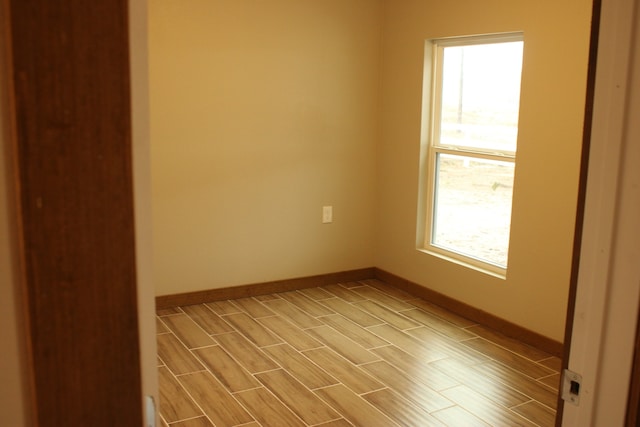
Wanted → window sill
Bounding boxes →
[416,247,507,280]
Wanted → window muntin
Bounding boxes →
[423,34,523,274]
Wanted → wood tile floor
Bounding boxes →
[156,279,561,427]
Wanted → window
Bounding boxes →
[420,34,524,276]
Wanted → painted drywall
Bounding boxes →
[376,0,593,341]
[150,0,591,341]
[130,0,159,423]
[150,0,381,295]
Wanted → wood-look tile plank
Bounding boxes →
[257,315,323,351]
[169,417,214,427]
[430,358,531,408]
[306,325,379,365]
[193,345,259,392]
[319,314,389,349]
[298,286,334,301]
[354,300,420,330]
[442,385,538,427]
[539,356,562,371]
[302,347,384,394]
[407,298,477,328]
[368,324,448,362]
[234,387,305,427]
[205,300,241,315]
[212,332,279,373]
[313,419,353,427]
[222,312,283,347]
[400,308,476,341]
[158,282,564,427]
[262,344,338,389]
[466,324,552,361]
[462,338,555,379]
[363,388,446,427]
[261,298,323,328]
[473,361,559,409]
[339,281,364,289]
[181,304,235,335]
[254,293,281,301]
[314,384,400,427]
[178,371,254,426]
[161,314,215,349]
[360,360,454,412]
[157,367,202,423]
[318,298,383,327]
[255,369,340,425]
[322,283,367,302]
[157,333,204,375]
[279,291,335,316]
[406,326,489,365]
[351,285,414,311]
[512,401,556,427]
[360,279,416,301]
[371,345,458,391]
[539,373,561,391]
[156,317,169,334]
[232,297,275,318]
[432,406,491,427]
[157,307,182,316]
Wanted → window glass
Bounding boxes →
[432,153,515,268]
[438,42,523,154]
[421,34,524,274]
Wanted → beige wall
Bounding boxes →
[130,0,159,423]
[150,0,592,341]
[150,0,382,295]
[376,0,592,341]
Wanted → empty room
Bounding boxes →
[150,0,593,426]
[12,0,640,426]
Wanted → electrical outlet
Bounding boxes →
[322,206,333,224]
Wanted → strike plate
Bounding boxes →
[561,369,582,406]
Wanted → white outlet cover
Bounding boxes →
[322,206,333,223]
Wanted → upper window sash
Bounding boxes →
[430,33,524,158]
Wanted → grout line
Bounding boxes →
[460,336,558,378]
[230,385,265,395]
[173,369,208,377]
[188,343,218,351]
[509,399,536,410]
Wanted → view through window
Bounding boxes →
[422,34,524,274]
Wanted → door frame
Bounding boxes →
[560,0,640,424]
[2,0,156,425]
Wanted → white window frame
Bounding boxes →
[420,33,524,278]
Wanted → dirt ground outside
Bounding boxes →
[432,154,514,268]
